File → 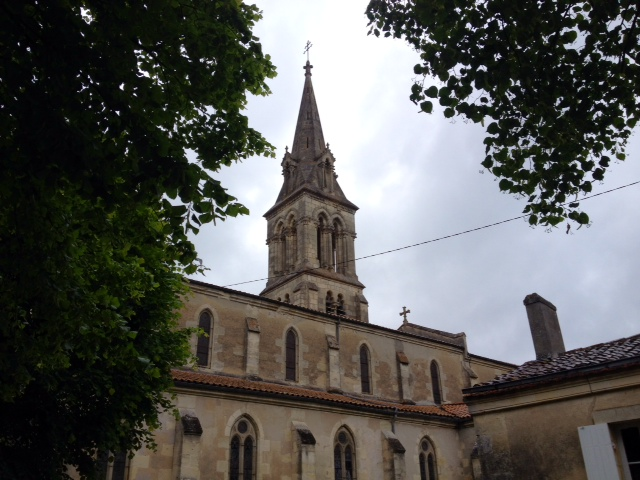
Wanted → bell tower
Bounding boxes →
[261,61,368,322]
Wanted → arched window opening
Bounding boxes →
[331,221,339,272]
[229,417,257,480]
[334,427,356,480]
[285,329,298,381]
[316,217,324,262]
[419,437,437,480]
[430,361,442,404]
[284,294,290,303]
[360,345,371,394]
[336,294,345,316]
[196,311,213,367]
[326,291,335,314]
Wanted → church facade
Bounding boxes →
[104,63,517,480]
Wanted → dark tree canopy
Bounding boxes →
[367,0,640,227]
[0,1,274,478]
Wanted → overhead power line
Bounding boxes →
[222,180,640,288]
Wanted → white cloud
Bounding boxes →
[192,0,640,366]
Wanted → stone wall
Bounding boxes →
[184,283,511,403]
[467,370,640,480]
[128,391,478,480]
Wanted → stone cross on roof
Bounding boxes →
[399,306,411,325]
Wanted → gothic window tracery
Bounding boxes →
[229,417,257,480]
[196,310,213,367]
[419,437,437,480]
[285,328,298,381]
[334,427,356,480]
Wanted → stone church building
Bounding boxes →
[96,62,640,480]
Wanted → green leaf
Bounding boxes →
[499,179,513,191]
[365,0,639,230]
[420,101,433,113]
[487,122,500,135]
[425,85,439,98]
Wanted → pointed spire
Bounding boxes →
[290,61,326,162]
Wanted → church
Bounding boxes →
[100,61,640,480]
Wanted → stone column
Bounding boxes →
[266,237,274,279]
[292,421,317,480]
[382,431,406,480]
[321,228,332,269]
[177,414,203,480]
[345,233,356,276]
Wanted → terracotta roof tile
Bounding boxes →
[465,334,640,395]
[172,369,470,420]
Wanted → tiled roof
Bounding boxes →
[465,334,640,396]
[172,369,470,420]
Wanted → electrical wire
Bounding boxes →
[222,180,640,288]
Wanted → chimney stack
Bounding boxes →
[523,293,566,360]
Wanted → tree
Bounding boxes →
[0,1,275,478]
[366,0,640,226]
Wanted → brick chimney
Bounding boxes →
[523,293,566,360]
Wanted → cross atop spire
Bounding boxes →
[303,41,313,76]
[303,40,313,61]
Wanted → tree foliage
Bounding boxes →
[0,1,274,478]
[367,0,640,226]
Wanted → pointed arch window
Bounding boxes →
[317,217,324,263]
[336,294,345,316]
[331,220,339,272]
[360,345,371,394]
[285,329,298,381]
[229,417,257,480]
[419,437,437,480]
[334,427,356,480]
[196,311,213,367]
[326,291,335,314]
[430,361,442,405]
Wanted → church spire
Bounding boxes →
[261,59,368,322]
[290,60,326,162]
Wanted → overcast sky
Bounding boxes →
[190,0,640,365]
